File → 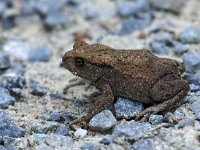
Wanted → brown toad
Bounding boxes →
[62,41,189,126]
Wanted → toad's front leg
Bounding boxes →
[70,81,114,129]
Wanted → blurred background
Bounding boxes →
[1,0,200,149]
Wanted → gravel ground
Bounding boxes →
[0,0,200,150]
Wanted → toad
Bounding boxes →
[62,41,189,127]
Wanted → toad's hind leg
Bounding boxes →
[135,79,189,121]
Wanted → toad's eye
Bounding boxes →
[75,57,85,66]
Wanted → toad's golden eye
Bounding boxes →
[75,57,85,66]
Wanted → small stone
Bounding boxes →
[154,32,173,44]
[31,134,48,145]
[10,88,22,98]
[45,134,73,147]
[89,110,117,131]
[173,43,188,55]
[80,143,99,150]
[74,128,87,138]
[132,139,154,150]
[119,17,151,35]
[149,114,163,125]
[47,112,72,123]
[0,87,15,109]
[29,79,48,96]
[29,46,51,62]
[151,0,184,14]
[0,110,24,138]
[184,73,200,85]
[31,122,60,134]
[189,84,200,92]
[2,9,17,30]
[113,121,152,140]
[3,41,31,60]
[55,124,70,136]
[114,97,144,119]
[117,0,150,17]
[191,100,200,120]
[183,53,200,73]
[99,135,115,145]
[0,51,11,70]
[1,75,26,91]
[150,41,170,55]
[180,27,200,44]
[85,9,100,20]
[44,11,71,30]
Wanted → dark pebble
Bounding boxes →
[10,88,22,98]
[29,46,51,62]
[0,87,15,109]
[183,53,200,73]
[55,124,70,136]
[67,0,79,7]
[117,0,150,17]
[0,110,24,138]
[119,17,151,35]
[179,27,200,44]
[29,79,48,96]
[48,112,72,123]
[114,97,144,119]
[0,51,11,70]
[1,75,26,91]
[173,43,188,55]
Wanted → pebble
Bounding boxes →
[55,124,70,136]
[45,134,73,147]
[3,41,31,60]
[29,46,51,62]
[132,139,154,150]
[80,143,99,150]
[189,84,200,92]
[2,9,17,29]
[74,128,87,138]
[173,43,188,55]
[149,114,163,125]
[48,113,72,123]
[44,11,71,30]
[0,87,15,109]
[179,27,200,44]
[31,134,48,145]
[114,97,144,119]
[99,135,115,145]
[154,32,173,44]
[31,121,60,134]
[0,51,11,70]
[190,100,200,120]
[112,121,152,140]
[119,17,151,35]
[183,53,200,73]
[117,0,150,17]
[0,110,24,138]
[89,110,117,131]
[150,41,170,55]
[150,0,184,14]
[29,79,48,96]
[184,73,200,85]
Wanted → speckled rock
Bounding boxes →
[29,79,48,96]
[149,115,163,125]
[180,27,200,44]
[3,41,31,60]
[0,87,15,109]
[89,110,117,131]
[114,97,144,119]
[113,121,152,140]
[29,46,51,62]
[74,128,87,138]
[183,53,200,73]
[151,0,184,14]
[55,124,70,136]
[191,100,200,120]
[0,111,24,138]
[0,51,10,70]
